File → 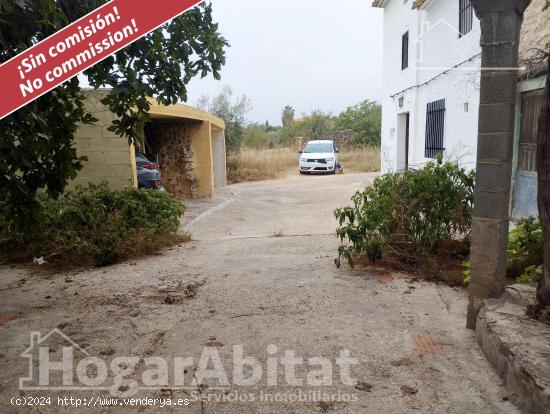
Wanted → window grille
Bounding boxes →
[424,99,446,158]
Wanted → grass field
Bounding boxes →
[339,146,381,173]
[227,147,380,184]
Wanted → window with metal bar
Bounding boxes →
[459,0,473,37]
[424,99,446,158]
[402,31,409,70]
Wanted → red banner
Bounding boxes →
[0,0,201,120]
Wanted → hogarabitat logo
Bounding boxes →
[20,330,358,397]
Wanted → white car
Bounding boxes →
[299,140,339,174]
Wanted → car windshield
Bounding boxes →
[303,143,333,153]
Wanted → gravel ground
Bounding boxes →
[0,173,518,413]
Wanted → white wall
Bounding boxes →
[379,0,481,173]
[380,0,419,172]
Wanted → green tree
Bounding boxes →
[242,123,270,149]
[278,110,335,147]
[198,86,251,154]
[0,0,227,232]
[281,105,295,127]
[335,100,382,146]
[296,110,335,139]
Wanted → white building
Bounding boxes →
[374,0,481,173]
[373,0,549,219]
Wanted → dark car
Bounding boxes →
[136,152,163,190]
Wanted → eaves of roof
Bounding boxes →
[372,0,431,9]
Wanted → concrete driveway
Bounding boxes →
[0,173,517,413]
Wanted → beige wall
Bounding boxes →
[72,90,136,189]
[189,121,215,198]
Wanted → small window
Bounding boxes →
[424,99,446,158]
[401,31,409,70]
[459,0,473,37]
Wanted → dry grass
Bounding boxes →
[227,148,297,183]
[339,146,381,173]
[227,146,380,184]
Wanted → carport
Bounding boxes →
[145,99,227,198]
[72,90,226,198]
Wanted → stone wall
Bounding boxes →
[520,0,550,75]
[144,121,198,199]
[329,130,352,150]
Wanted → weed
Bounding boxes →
[462,260,471,285]
[335,158,474,273]
[338,146,380,173]
[0,183,186,267]
[508,218,543,282]
[227,148,297,183]
[462,218,543,286]
[518,265,543,284]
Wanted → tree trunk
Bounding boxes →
[537,56,550,307]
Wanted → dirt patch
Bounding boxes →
[161,280,206,303]
[352,244,468,287]
[391,357,416,367]
[377,272,394,284]
[0,315,13,326]
[412,334,443,356]
[318,400,336,413]
[355,382,373,392]
[400,385,418,396]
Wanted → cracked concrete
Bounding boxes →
[0,173,518,413]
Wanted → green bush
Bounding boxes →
[507,217,543,283]
[0,184,185,267]
[462,218,544,286]
[335,158,474,268]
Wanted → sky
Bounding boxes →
[185,0,384,126]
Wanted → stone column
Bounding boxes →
[466,0,532,329]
